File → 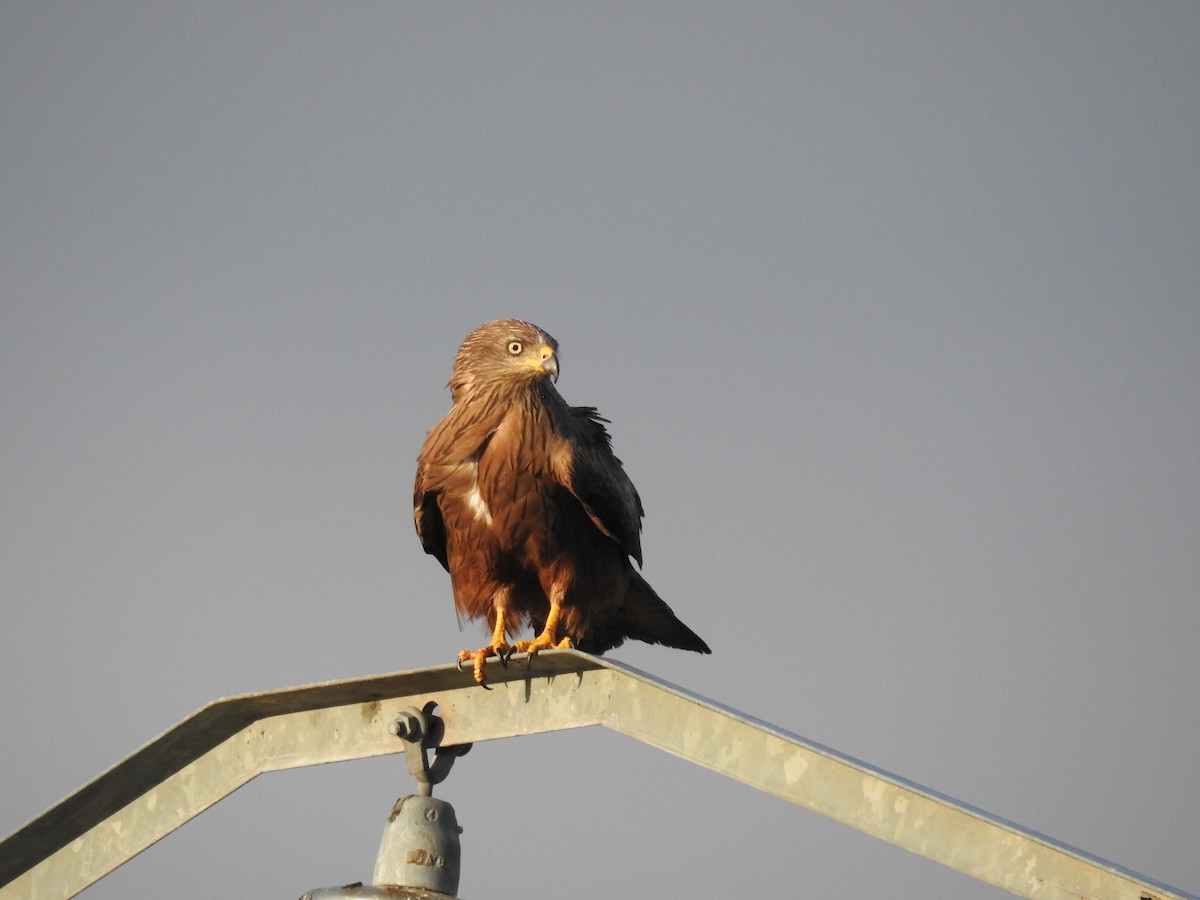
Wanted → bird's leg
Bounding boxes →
[514,585,574,659]
[458,591,513,687]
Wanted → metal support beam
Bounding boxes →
[1,650,1194,900]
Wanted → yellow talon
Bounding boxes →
[514,594,573,659]
[457,642,511,687]
[514,633,574,657]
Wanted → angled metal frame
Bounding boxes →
[1,650,1194,900]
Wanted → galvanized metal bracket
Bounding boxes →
[387,703,471,797]
[1,650,1195,900]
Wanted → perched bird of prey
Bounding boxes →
[415,319,711,684]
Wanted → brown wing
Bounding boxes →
[413,400,498,574]
[552,406,645,566]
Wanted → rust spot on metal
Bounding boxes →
[361,699,381,723]
[405,848,443,867]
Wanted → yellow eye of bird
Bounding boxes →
[507,341,523,355]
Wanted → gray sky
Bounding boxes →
[2,3,1197,898]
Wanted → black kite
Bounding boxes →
[414,319,711,684]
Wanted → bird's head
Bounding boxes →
[450,319,560,399]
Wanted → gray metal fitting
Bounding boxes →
[388,710,424,741]
[373,795,463,896]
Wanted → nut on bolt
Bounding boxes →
[388,709,424,740]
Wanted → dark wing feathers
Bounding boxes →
[413,468,449,571]
[556,406,645,566]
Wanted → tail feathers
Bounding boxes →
[591,570,710,655]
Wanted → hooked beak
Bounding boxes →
[539,345,559,382]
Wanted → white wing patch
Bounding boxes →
[465,484,493,526]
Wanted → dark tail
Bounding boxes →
[596,570,711,655]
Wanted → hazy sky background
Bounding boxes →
[2,4,1197,898]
